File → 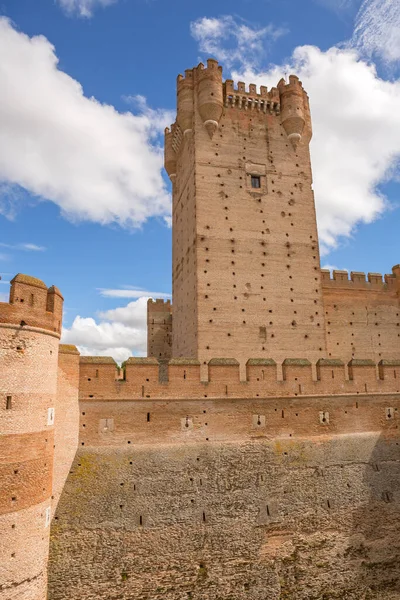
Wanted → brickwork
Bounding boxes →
[167,61,327,368]
[147,299,172,359]
[76,355,400,399]
[52,345,80,512]
[0,275,62,600]
[322,268,400,361]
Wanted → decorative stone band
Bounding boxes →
[0,322,61,339]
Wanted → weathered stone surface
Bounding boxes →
[49,433,400,600]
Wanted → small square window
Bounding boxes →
[251,175,261,189]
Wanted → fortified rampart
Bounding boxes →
[49,353,400,599]
[3,60,400,600]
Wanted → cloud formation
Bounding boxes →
[99,286,171,299]
[57,0,116,18]
[351,0,400,64]
[190,16,287,70]
[0,243,46,251]
[0,18,171,228]
[62,296,152,363]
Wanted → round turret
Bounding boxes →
[164,127,177,180]
[0,274,63,599]
[176,69,194,135]
[196,59,223,139]
[278,75,308,149]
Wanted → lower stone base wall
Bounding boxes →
[49,433,400,599]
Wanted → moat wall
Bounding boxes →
[49,393,400,600]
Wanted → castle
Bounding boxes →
[1,60,400,600]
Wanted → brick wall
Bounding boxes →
[0,275,62,600]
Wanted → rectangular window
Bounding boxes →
[251,175,261,189]
[6,396,12,410]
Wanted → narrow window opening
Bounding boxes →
[202,511,206,522]
[147,412,150,422]
[327,499,331,509]
[95,369,99,378]
[6,396,12,410]
[183,370,186,380]
[266,505,270,516]
[331,370,334,379]
[251,175,261,189]
[281,409,284,418]
[30,293,34,307]
[139,515,143,526]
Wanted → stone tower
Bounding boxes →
[0,274,63,600]
[164,60,327,369]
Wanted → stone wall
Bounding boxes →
[49,391,400,599]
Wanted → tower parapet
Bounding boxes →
[224,79,280,113]
[0,274,63,600]
[0,273,63,334]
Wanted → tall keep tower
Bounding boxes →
[0,275,63,600]
[165,60,327,367]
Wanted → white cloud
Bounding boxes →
[99,287,171,299]
[0,242,46,251]
[0,253,10,261]
[351,0,400,64]
[232,45,400,253]
[122,95,175,138]
[0,292,8,302]
[190,16,287,70]
[313,0,358,12]
[62,296,150,363]
[0,18,171,228]
[57,0,117,18]
[98,296,149,326]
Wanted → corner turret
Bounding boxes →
[196,59,223,138]
[0,273,63,600]
[164,127,177,180]
[278,75,311,149]
[176,69,194,135]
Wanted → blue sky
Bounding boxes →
[0,0,399,361]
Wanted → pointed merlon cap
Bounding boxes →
[59,344,80,355]
[11,273,47,289]
[80,356,117,364]
[246,358,276,366]
[208,358,240,366]
[48,285,64,299]
[316,358,344,366]
[125,357,159,365]
[169,358,201,365]
[282,358,312,366]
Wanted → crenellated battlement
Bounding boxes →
[147,298,172,312]
[321,266,400,293]
[0,273,63,336]
[224,79,280,113]
[78,355,400,400]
